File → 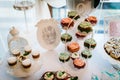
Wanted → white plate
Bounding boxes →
[6,56,42,77]
[36,18,61,50]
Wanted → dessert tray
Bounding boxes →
[6,56,42,77]
[103,38,120,67]
[36,18,61,50]
[6,28,42,77]
[103,16,120,67]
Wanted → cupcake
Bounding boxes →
[75,31,87,38]
[73,59,86,69]
[81,49,92,58]
[61,33,72,43]
[78,21,92,33]
[7,57,17,66]
[85,16,97,25]
[67,76,78,80]
[56,71,68,80]
[84,38,97,49]
[22,59,31,68]
[71,52,80,60]
[11,49,20,56]
[24,45,32,56]
[59,53,70,62]
[61,18,74,30]
[43,71,55,80]
[67,42,80,53]
[68,11,80,20]
[32,51,40,59]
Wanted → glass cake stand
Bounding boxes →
[13,0,35,33]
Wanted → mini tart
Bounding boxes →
[43,71,55,80]
[61,33,72,43]
[78,21,92,33]
[85,16,97,25]
[84,38,97,49]
[68,11,80,20]
[32,51,40,59]
[67,76,78,80]
[67,42,80,53]
[7,57,17,66]
[56,71,68,80]
[22,59,31,68]
[11,49,20,56]
[61,18,74,30]
[81,49,92,58]
[73,59,86,69]
[75,31,87,38]
[71,52,80,60]
[59,53,70,62]
[24,45,32,56]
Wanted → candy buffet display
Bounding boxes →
[40,71,78,80]
[6,27,42,77]
[57,2,98,70]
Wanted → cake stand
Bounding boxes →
[6,55,42,77]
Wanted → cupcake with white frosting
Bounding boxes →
[56,71,68,80]
[24,45,32,56]
[11,49,20,56]
[71,52,80,60]
[32,51,40,59]
[22,59,31,69]
[7,57,17,66]
[43,71,55,80]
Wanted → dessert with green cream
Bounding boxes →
[43,71,55,80]
[68,11,80,20]
[84,38,96,49]
[78,21,92,33]
[61,33,72,43]
[67,76,78,80]
[59,53,70,62]
[81,49,92,58]
[56,71,68,80]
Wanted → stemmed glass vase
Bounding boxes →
[13,0,34,33]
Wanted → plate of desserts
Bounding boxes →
[40,70,78,80]
[58,42,86,69]
[104,37,120,66]
[6,46,42,77]
[103,17,120,66]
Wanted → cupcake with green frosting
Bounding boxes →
[61,33,72,43]
[56,71,68,80]
[43,71,55,80]
[68,11,80,20]
[81,49,92,58]
[67,76,78,80]
[78,21,92,33]
[84,38,97,49]
[59,53,70,62]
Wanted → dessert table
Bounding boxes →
[0,30,117,80]
[0,1,120,79]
